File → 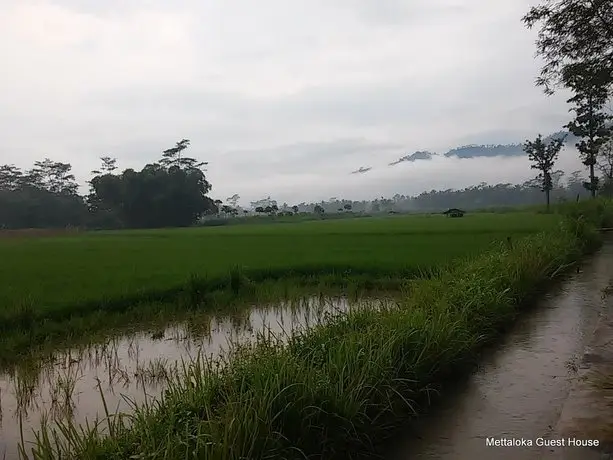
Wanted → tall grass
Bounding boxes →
[18,203,604,460]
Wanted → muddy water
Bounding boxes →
[0,296,389,459]
[388,241,613,460]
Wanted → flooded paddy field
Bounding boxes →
[0,207,600,459]
[0,213,547,375]
[1,296,392,458]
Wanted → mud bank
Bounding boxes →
[387,239,613,460]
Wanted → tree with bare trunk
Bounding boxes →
[523,134,565,211]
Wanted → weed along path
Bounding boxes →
[0,296,390,459]
[386,239,613,460]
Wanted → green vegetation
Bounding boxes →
[3,2,613,457]
[523,134,565,210]
[524,1,613,199]
[20,201,608,460]
[1,213,556,310]
[0,213,559,364]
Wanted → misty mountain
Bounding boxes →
[351,166,372,174]
[444,143,524,158]
[389,151,434,166]
[387,129,580,168]
[544,130,579,144]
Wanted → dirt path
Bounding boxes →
[387,240,613,460]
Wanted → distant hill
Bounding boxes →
[545,130,579,144]
[389,151,434,166]
[351,166,372,174]
[387,129,580,167]
[444,143,523,158]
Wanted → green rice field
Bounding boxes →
[17,202,606,460]
[4,202,610,459]
[1,212,558,312]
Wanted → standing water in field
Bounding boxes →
[0,296,392,459]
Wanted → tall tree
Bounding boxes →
[565,69,612,197]
[523,134,565,210]
[522,0,613,95]
[88,141,215,228]
[30,158,79,195]
[160,139,208,170]
[91,156,118,175]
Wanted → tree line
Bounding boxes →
[522,0,613,210]
[210,172,591,219]
[0,139,216,229]
[1,148,594,229]
[2,0,612,228]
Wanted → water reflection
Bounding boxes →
[0,295,392,458]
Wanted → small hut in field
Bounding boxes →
[442,208,465,218]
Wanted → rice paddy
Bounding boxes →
[1,204,607,459]
[1,212,556,310]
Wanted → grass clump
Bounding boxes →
[18,205,602,460]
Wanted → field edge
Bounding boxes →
[19,201,610,460]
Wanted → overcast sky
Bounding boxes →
[1,0,582,206]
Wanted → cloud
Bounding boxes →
[0,0,577,206]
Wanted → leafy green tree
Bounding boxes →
[88,140,215,228]
[221,205,238,217]
[160,139,208,170]
[565,70,612,197]
[0,160,87,229]
[0,165,23,191]
[91,156,118,175]
[30,158,79,195]
[523,134,565,210]
[523,0,613,95]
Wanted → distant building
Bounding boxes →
[442,208,466,218]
